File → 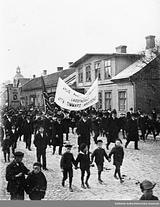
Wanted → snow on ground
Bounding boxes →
[0,130,160,200]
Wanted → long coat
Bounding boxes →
[62,117,71,134]
[6,160,29,193]
[23,120,33,138]
[107,117,120,143]
[52,121,63,146]
[76,119,91,146]
[34,132,48,152]
[126,118,139,141]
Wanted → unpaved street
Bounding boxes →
[0,132,160,200]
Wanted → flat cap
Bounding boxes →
[14,151,24,157]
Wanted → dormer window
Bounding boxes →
[104,60,111,79]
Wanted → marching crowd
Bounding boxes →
[0,106,159,200]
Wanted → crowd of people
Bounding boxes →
[0,106,159,200]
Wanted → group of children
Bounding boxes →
[60,138,124,192]
[60,139,159,200]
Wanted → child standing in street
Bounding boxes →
[2,132,12,162]
[75,143,91,189]
[91,139,110,184]
[109,139,124,183]
[60,144,76,192]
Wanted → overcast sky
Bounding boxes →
[0,0,160,84]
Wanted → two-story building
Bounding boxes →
[70,35,160,114]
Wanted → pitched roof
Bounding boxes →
[21,68,75,91]
[111,55,157,81]
[17,78,30,87]
[71,53,141,67]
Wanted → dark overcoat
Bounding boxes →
[76,119,91,146]
[107,117,120,142]
[6,160,29,193]
[126,119,139,141]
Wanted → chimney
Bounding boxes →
[116,45,127,53]
[33,75,36,79]
[57,67,63,72]
[145,35,155,49]
[43,70,47,76]
[68,62,73,67]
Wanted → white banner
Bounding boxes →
[55,78,98,111]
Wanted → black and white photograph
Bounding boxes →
[0,0,160,206]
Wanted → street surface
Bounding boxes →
[0,131,160,200]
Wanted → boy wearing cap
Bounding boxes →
[109,139,124,183]
[91,140,110,184]
[6,151,30,200]
[60,144,76,192]
[140,180,158,200]
[2,132,12,162]
[75,143,91,189]
[25,162,47,200]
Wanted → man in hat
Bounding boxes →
[60,143,76,192]
[52,114,64,155]
[25,162,47,200]
[6,151,30,200]
[91,139,110,184]
[34,126,48,170]
[125,113,139,150]
[106,109,121,150]
[76,112,91,152]
[23,115,34,150]
[139,180,158,200]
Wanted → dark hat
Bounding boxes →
[80,143,87,151]
[14,151,24,157]
[64,143,72,148]
[33,162,42,167]
[140,180,156,190]
[96,139,103,143]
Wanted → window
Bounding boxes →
[104,60,111,79]
[96,91,102,109]
[86,65,91,82]
[118,91,127,111]
[25,96,28,105]
[105,91,112,110]
[95,62,101,80]
[78,67,83,83]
